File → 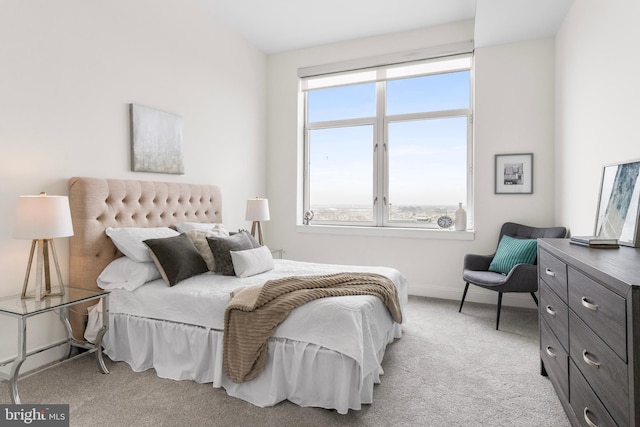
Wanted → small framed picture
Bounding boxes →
[495,153,533,194]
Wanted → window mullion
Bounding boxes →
[306,117,376,130]
[303,125,310,222]
[302,92,310,222]
[386,108,471,122]
[374,81,386,226]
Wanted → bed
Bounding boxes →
[68,176,408,414]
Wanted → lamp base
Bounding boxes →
[21,239,65,301]
[250,221,264,246]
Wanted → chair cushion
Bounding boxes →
[488,235,538,274]
[463,269,510,287]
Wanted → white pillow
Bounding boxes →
[97,257,161,291]
[106,226,179,262]
[175,222,229,234]
[230,245,274,278]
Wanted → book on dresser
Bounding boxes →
[569,235,619,248]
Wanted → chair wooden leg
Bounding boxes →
[459,283,470,312]
[530,292,539,306]
[496,292,503,330]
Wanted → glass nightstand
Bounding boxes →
[270,249,284,259]
[0,287,109,404]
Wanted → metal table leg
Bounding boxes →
[58,306,74,359]
[8,317,27,404]
[94,295,109,374]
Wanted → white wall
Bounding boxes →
[555,0,640,233]
[0,0,265,371]
[266,22,557,307]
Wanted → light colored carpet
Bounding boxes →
[0,296,569,426]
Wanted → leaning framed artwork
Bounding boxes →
[495,153,533,194]
[594,159,640,247]
[130,104,184,174]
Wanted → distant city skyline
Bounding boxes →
[308,203,460,225]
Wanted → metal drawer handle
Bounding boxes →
[546,346,556,358]
[581,297,599,311]
[545,305,556,316]
[583,407,598,427]
[582,350,601,369]
[544,268,555,277]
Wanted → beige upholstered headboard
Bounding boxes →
[68,176,222,338]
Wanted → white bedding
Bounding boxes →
[109,259,407,327]
[99,259,408,413]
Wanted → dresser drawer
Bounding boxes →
[568,268,627,361]
[540,281,569,351]
[570,360,618,427]
[540,316,569,401]
[570,311,628,426]
[539,250,568,302]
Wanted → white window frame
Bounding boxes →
[301,47,474,231]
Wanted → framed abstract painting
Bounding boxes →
[594,159,640,247]
[130,104,184,174]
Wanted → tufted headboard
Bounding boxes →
[68,177,222,338]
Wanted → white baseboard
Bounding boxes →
[408,282,538,310]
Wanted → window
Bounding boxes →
[302,54,473,229]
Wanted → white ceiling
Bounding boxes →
[202,0,573,54]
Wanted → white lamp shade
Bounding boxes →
[13,194,74,239]
[245,198,270,222]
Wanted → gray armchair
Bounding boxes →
[459,222,567,330]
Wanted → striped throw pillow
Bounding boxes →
[488,235,538,275]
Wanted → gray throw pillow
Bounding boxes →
[207,231,257,276]
[242,230,261,249]
[144,233,208,286]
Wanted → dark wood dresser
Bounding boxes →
[538,238,640,427]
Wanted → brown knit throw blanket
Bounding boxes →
[223,272,403,383]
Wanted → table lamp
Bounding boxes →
[245,198,270,246]
[14,192,73,301]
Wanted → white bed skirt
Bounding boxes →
[102,313,402,414]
